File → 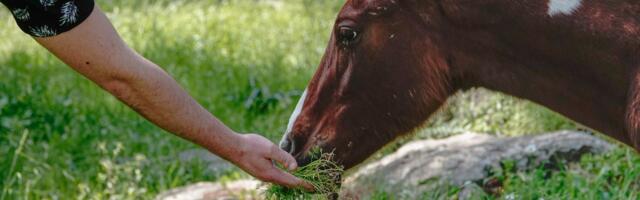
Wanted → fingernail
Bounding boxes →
[288,163,297,171]
[305,183,315,192]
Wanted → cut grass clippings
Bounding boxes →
[264,151,344,200]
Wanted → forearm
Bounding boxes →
[98,57,241,157]
[34,6,240,159]
[27,4,309,187]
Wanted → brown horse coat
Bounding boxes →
[281,0,640,169]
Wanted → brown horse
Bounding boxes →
[280,0,640,169]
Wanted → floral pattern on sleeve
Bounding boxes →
[1,0,94,37]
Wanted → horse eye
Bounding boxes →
[338,27,359,46]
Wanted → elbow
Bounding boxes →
[95,63,164,101]
[101,76,136,100]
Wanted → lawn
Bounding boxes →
[1,0,638,199]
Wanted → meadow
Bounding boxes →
[1,0,638,199]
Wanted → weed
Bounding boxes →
[264,151,344,200]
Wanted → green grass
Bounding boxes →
[0,0,341,198]
[368,89,640,199]
[0,0,638,199]
[264,151,343,200]
[388,147,640,200]
[497,148,640,199]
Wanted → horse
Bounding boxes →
[279,0,640,169]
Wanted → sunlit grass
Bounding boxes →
[0,0,341,198]
[264,151,343,200]
[0,0,638,199]
[498,148,640,199]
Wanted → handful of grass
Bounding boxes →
[264,151,344,200]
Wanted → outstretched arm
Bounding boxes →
[34,5,310,189]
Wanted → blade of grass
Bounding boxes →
[264,151,344,200]
[1,130,30,200]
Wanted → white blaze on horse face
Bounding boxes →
[548,0,582,16]
[280,89,308,147]
[287,89,308,132]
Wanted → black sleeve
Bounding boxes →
[1,0,95,37]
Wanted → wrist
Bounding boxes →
[203,127,244,162]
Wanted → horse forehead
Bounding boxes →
[547,0,583,16]
[345,0,398,12]
[348,0,382,7]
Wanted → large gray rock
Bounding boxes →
[154,180,263,200]
[157,131,613,200]
[340,131,613,199]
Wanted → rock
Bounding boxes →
[179,149,235,175]
[458,182,487,200]
[158,131,613,200]
[340,131,613,199]
[155,180,263,200]
[157,150,257,200]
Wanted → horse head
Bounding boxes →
[280,0,454,169]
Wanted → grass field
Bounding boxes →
[0,0,638,199]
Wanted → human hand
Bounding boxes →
[229,133,314,190]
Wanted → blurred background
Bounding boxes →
[0,0,638,199]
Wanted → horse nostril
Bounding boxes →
[279,137,295,154]
[296,155,312,167]
[279,136,315,167]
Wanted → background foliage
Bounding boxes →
[1,0,637,199]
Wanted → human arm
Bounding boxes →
[33,5,310,189]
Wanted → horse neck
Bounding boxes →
[440,1,639,141]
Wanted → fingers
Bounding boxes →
[299,179,315,191]
[264,144,314,191]
[263,167,315,191]
[237,134,313,191]
[269,143,298,171]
